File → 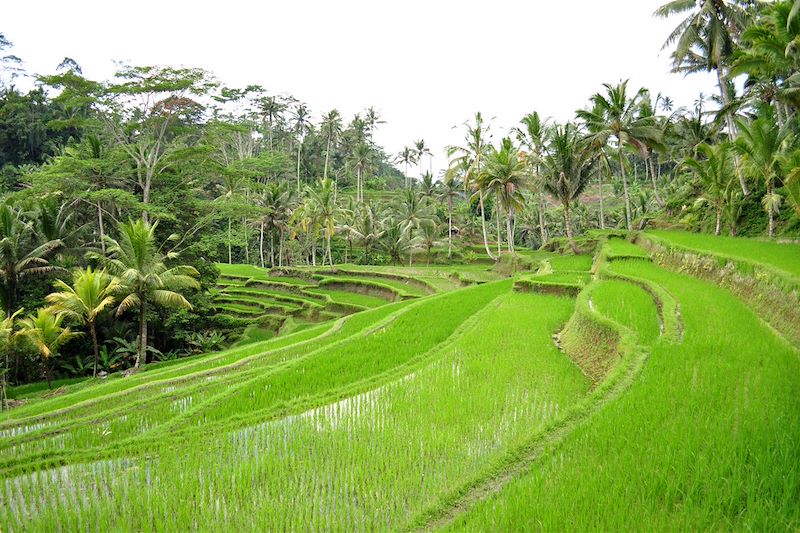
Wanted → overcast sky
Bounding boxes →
[6,0,718,177]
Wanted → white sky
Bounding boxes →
[6,0,718,177]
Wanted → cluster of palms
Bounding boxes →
[0,213,198,401]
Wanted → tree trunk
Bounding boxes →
[324,135,332,180]
[619,151,633,231]
[495,192,502,257]
[135,302,147,369]
[598,169,606,230]
[506,212,514,254]
[270,231,275,268]
[227,218,232,264]
[259,222,265,268]
[650,156,663,206]
[90,321,100,377]
[327,232,334,272]
[718,68,750,196]
[279,230,284,267]
[715,206,722,236]
[767,182,775,238]
[478,190,496,261]
[44,358,52,389]
[564,201,578,253]
[97,203,106,254]
[296,143,302,193]
[242,217,249,264]
[447,199,453,259]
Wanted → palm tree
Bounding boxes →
[17,308,79,389]
[414,139,433,179]
[0,308,21,409]
[306,178,337,270]
[438,175,463,259]
[365,107,385,143]
[380,219,420,266]
[321,109,343,181]
[396,147,417,189]
[46,267,118,377]
[0,203,63,315]
[418,222,443,265]
[682,143,735,235]
[577,81,662,230]
[514,111,551,243]
[350,142,372,203]
[394,188,436,237]
[734,107,793,237]
[216,172,248,264]
[258,95,287,151]
[255,181,295,267]
[99,219,200,369]
[419,172,437,201]
[447,113,496,260]
[478,138,527,254]
[542,123,598,250]
[292,103,312,193]
[655,0,751,194]
[349,204,384,263]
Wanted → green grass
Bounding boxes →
[545,254,593,272]
[604,237,651,260]
[0,286,592,531]
[216,263,310,285]
[647,230,800,278]
[446,259,800,531]
[305,288,387,308]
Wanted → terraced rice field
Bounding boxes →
[1,231,798,530]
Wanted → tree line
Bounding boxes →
[0,0,799,390]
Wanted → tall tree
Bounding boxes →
[292,103,312,193]
[98,219,199,369]
[17,308,78,389]
[577,81,662,230]
[682,143,736,235]
[655,0,752,194]
[46,267,118,377]
[306,178,337,270]
[542,123,598,250]
[479,138,527,254]
[396,147,417,189]
[447,113,496,260]
[321,109,342,181]
[514,112,551,243]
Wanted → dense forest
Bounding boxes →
[1,0,799,390]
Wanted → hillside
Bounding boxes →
[1,231,798,530]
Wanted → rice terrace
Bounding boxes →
[2,0,800,531]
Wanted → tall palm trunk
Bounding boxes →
[495,191,502,257]
[715,204,722,236]
[324,135,332,180]
[537,193,548,245]
[97,203,106,254]
[136,301,146,369]
[506,211,514,254]
[598,168,606,230]
[90,321,100,377]
[478,190,496,261]
[767,181,775,238]
[563,201,578,253]
[259,222,265,267]
[649,156,663,206]
[242,217,249,264]
[296,143,302,193]
[618,151,633,231]
[447,198,453,259]
[717,68,749,196]
[227,218,232,264]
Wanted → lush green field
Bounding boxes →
[1,231,798,530]
[646,230,800,278]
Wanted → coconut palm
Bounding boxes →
[321,109,342,181]
[98,219,200,369]
[255,181,295,267]
[0,203,64,315]
[655,0,751,194]
[380,219,420,266]
[350,142,372,203]
[577,81,662,230]
[514,111,551,243]
[0,308,21,409]
[478,138,527,254]
[447,113,496,260]
[414,139,433,179]
[292,103,312,193]
[541,123,598,250]
[419,172,437,201]
[216,172,249,264]
[46,267,119,377]
[396,147,417,189]
[682,143,736,235]
[734,107,794,237]
[438,174,463,259]
[365,107,385,142]
[17,308,79,389]
[394,188,436,238]
[306,178,337,270]
[349,204,384,264]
